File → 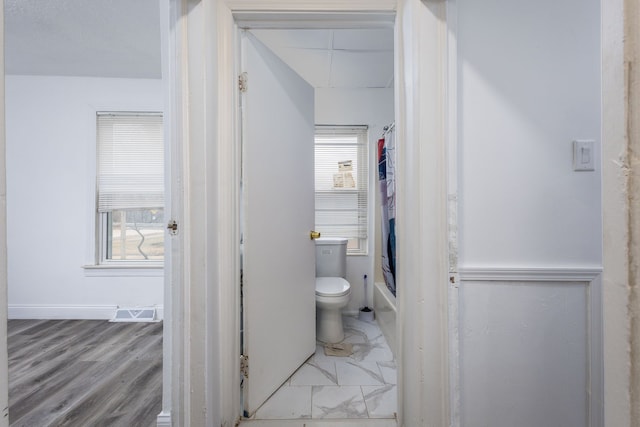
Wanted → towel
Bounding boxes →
[323,342,353,357]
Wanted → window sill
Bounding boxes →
[83,264,164,277]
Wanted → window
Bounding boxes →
[315,126,369,255]
[96,112,164,264]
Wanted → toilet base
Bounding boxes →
[316,307,345,344]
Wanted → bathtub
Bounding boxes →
[374,281,397,358]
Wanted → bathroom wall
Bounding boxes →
[455,0,601,425]
[315,87,394,313]
[6,75,164,319]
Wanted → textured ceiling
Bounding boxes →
[4,0,162,78]
[4,1,394,88]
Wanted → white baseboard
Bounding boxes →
[156,411,171,427]
[8,304,165,320]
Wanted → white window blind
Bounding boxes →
[97,112,164,212]
[315,126,368,254]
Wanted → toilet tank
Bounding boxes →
[315,238,348,278]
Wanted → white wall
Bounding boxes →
[6,75,164,319]
[457,0,601,267]
[459,280,589,426]
[315,87,394,313]
[455,0,602,425]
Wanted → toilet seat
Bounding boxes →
[315,277,350,297]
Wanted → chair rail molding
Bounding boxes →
[458,266,603,282]
[454,266,604,427]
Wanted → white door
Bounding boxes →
[241,31,316,416]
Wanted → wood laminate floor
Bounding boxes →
[8,319,162,427]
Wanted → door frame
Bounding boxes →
[161,0,451,426]
[0,1,8,425]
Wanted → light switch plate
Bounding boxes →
[573,140,595,171]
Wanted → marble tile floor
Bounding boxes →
[252,316,397,421]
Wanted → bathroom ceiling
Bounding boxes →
[251,29,394,88]
[4,0,394,88]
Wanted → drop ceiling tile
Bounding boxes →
[332,29,394,51]
[251,29,332,50]
[273,47,332,88]
[250,29,394,89]
[329,50,394,88]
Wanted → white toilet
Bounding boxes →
[315,238,351,343]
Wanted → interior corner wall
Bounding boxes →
[5,75,164,320]
[629,0,640,421]
[315,87,394,312]
[601,0,633,423]
[605,0,640,424]
[455,0,602,426]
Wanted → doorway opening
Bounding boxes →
[4,1,165,425]
[238,23,397,422]
[163,1,453,424]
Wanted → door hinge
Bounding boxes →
[167,220,178,235]
[240,354,249,378]
[239,72,248,93]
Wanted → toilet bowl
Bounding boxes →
[315,238,351,343]
[315,277,351,343]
